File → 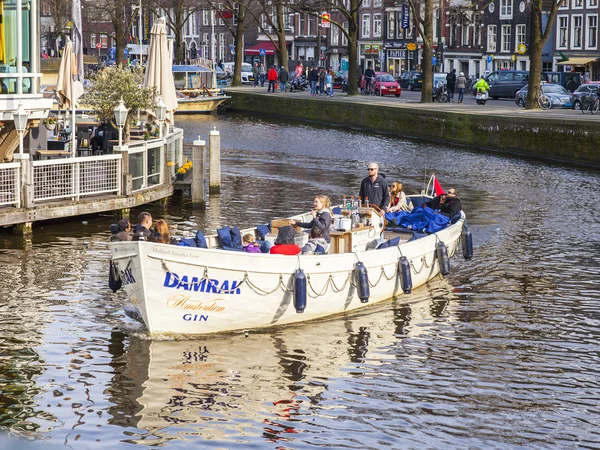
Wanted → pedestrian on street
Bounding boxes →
[267,66,278,93]
[260,64,266,87]
[456,72,467,103]
[252,63,260,87]
[446,69,457,103]
[309,66,319,96]
[318,67,326,96]
[279,65,289,92]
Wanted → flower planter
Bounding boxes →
[44,122,57,131]
[175,172,185,181]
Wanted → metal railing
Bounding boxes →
[126,138,164,192]
[0,162,21,207]
[32,154,122,203]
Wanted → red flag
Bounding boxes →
[221,11,233,19]
[433,176,444,196]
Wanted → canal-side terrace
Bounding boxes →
[0,128,185,232]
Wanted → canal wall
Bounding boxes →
[225,91,600,168]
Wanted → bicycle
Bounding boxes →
[581,92,600,115]
[363,77,374,96]
[537,87,551,110]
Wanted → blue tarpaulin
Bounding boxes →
[385,206,450,234]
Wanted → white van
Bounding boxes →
[223,62,254,84]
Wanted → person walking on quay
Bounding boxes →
[267,66,278,93]
[446,69,457,102]
[318,67,326,96]
[326,68,334,97]
[309,66,319,96]
[252,63,260,87]
[260,64,267,87]
[359,163,389,210]
[279,65,289,92]
[456,72,467,103]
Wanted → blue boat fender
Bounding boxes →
[436,241,451,276]
[399,256,412,294]
[294,269,307,313]
[461,227,473,261]
[355,262,370,303]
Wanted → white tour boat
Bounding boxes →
[108,193,473,336]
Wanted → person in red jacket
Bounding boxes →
[267,66,278,93]
[270,225,301,255]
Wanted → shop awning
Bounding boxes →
[245,41,290,55]
[557,56,598,65]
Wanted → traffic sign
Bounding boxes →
[407,42,417,51]
[321,12,330,28]
[320,46,327,51]
[432,56,437,66]
[96,42,102,49]
[259,48,266,56]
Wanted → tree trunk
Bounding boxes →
[233,16,245,86]
[420,0,434,102]
[276,4,288,68]
[346,9,359,96]
[526,4,543,109]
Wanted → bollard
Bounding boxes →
[192,136,206,209]
[209,127,221,194]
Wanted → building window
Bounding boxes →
[342,21,348,45]
[559,0,568,8]
[362,14,370,38]
[501,24,511,52]
[219,33,225,60]
[373,14,381,37]
[374,0,382,6]
[487,25,497,52]
[573,0,583,8]
[557,15,568,48]
[500,0,512,19]
[100,34,108,48]
[91,33,96,48]
[516,24,526,51]
[461,25,469,46]
[572,15,583,48]
[331,25,339,45]
[588,0,598,7]
[203,10,210,26]
[388,12,395,39]
[364,0,370,7]
[299,14,305,35]
[308,15,315,35]
[587,14,598,49]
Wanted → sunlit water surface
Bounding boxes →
[0,113,599,449]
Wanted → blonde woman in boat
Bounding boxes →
[289,194,332,251]
[387,181,414,212]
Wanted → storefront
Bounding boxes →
[359,43,383,71]
[386,49,406,77]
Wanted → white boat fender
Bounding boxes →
[399,256,412,294]
[461,227,473,261]
[436,241,451,276]
[294,269,307,313]
[355,262,370,303]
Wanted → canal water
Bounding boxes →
[1,113,599,449]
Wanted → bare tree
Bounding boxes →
[43,0,71,54]
[525,0,561,109]
[85,0,142,66]
[407,0,435,102]
[293,0,362,96]
[247,0,290,69]
[210,0,258,86]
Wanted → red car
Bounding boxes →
[360,71,402,97]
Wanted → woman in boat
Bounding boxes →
[301,226,328,254]
[387,181,413,213]
[289,194,332,250]
[153,219,177,245]
[270,226,301,255]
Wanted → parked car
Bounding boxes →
[515,83,572,108]
[360,72,401,97]
[485,70,530,99]
[223,62,254,84]
[543,71,581,92]
[398,71,423,90]
[571,82,600,110]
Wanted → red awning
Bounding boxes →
[245,41,290,55]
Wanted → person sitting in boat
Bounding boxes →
[289,194,332,251]
[359,163,390,210]
[301,226,328,255]
[154,219,177,245]
[387,181,414,213]
[242,233,262,253]
[133,212,153,241]
[109,219,133,242]
[270,226,301,255]
[423,188,462,218]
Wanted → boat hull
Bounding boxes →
[175,96,230,114]
[109,215,465,336]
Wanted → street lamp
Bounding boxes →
[13,103,29,154]
[113,99,128,146]
[155,96,167,138]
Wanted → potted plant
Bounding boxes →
[175,161,192,181]
[43,116,58,131]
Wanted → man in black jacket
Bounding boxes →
[133,211,153,241]
[446,69,457,103]
[359,162,389,210]
[424,188,462,218]
[278,65,289,92]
